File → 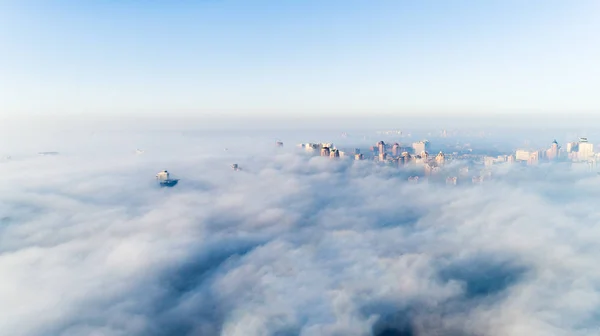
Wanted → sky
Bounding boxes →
[3,131,600,335]
[1,0,600,121]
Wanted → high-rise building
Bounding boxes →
[402,152,412,164]
[378,152,387,161]
[546,140,559,160]
[484,156,496,166]
[527,151,539,165]
[330,149,340,158]
[515,150,531,161]
[392,143,401,156]
[354,153,364,160]
[578,142,594,161]
[377,141,386,154]
[435,151,445,165]
[507,155,515,164]
[446,176,457,185]
[421,151,429,162]
[567,142,579,153]
[320,147,330,157]
[354,148,361,155]
[412,141,429,155]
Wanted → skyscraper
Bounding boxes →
[330,149,340,158]
[320,147,330,157]
[578,142,594,161]
[377,141,385,154]
[354,153,364,160]
[527,151,539,165]
[435,151,445,165]
[378,152,387,161]
[412,140,429,155]
[391,143,401,156]
[546,140,559,161]
[402,152,412,164]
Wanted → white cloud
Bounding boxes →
[2,131,600,335]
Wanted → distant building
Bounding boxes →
[578,142,594,161]
[378,152,387,162]
[435,151,445,165]
[276,141,284,147]
[484,156,496,166]
[320,147,330,157]
[402,152,412,164]
[527,151,540,165]
[515,150,531,161]
[330,149,340,158]
[354,153,364,160]
[446,176,457,185]
[391,143,401,156]
[377,141,386,154]
[472,176,483,184]
[546,140,559,161]
[412,141,430,155]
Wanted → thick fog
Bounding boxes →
[2,129,600,336]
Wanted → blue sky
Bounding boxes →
[1,0,599,118]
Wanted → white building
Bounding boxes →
[578,142,594,161]
[515,150,531,161]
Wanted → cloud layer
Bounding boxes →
[2,131,600,336]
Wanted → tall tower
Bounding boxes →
[330,149,340,158]
[546,140,559,160]
[412,140,429,155]
[377,141,385,154]
[435,151,445,165]
[391,143,401,156]
[320,147,330,157]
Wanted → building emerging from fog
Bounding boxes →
[156,170,179,187]
[546,140,559,161]
[320,147,331,157]
[377,141,385,154]
[435,151,445,165]
[412,140,430,155]
[578,138,594,161]
[391,143,401,157]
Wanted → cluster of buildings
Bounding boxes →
[299,140,448,176]
[297,136,599,185]
[480,138,597,168]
